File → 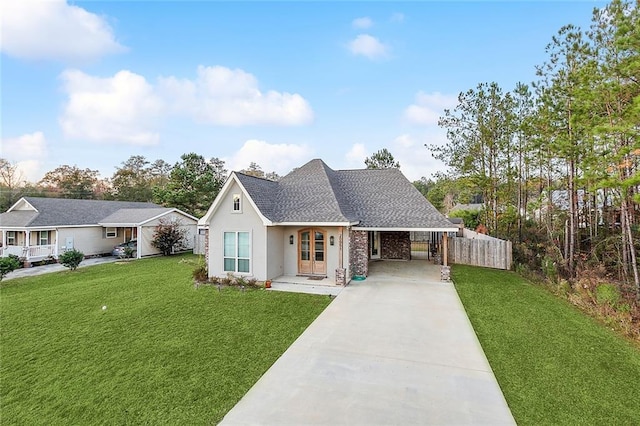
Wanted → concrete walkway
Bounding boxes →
[3,256,119,281]
[220,260,515,425]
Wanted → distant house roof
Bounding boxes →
[206,159,456,231]
[451,203,484,212]
[0,197,164,228]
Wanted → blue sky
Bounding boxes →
[1,0,607,183]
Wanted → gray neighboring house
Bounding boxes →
[199,159,457,285]
[0,197,198,264]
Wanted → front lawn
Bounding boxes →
[0,255,331,425]
[453,265,640,425]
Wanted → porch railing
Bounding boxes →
[0,245,56,260]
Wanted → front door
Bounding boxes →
[298,228,326,275]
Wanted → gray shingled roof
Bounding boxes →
[235,159,456,230]
[99,208,172,225]
[0,197,163,227]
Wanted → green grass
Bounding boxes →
[1,255,331,425]
[452,265,640,425]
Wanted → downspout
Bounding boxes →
[338,226,343,269]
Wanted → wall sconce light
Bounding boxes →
[330,236,335,246]
[289,235,294,245]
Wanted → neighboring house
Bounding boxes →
[450,203,484,213]
[532,189,609,227]
[199,159,458,285]
[0,197,198,264]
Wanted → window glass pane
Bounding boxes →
[301,250,309,261]
[224,232,235,257]
[315,251,324,261]
[315,231,324,242]
[233,194,241,211]
[224,258,235,272]
[238,259,250,273]
[237,232,250,258]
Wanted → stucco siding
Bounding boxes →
[266,227,284,279]
[207,181,267,279]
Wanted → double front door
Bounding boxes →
[298,228,326,275]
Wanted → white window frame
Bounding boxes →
[106,227,117,238]
[223,231,251,274]
[6,231,16,245]
[232,193,242,213]
[38,231,49,246]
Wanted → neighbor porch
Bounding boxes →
[0,229,58,263]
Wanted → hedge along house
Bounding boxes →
[0,197,198,264]
[199,159,457,285]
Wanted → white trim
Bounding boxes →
[352,227,458,232]
[199,173,273,227]
[0,224,100,231]
[232,193,242,213]
[7,197,37,213]
[274,221,357,227]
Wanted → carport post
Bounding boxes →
[442,233,448,266]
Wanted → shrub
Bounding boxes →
[123,246,135,259]
[59,249,84,271]
[596,283,621,307]
[0,256,21,281]
[152,218,187,256]
[192,264,208,282]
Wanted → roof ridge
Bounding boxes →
[234,171,278,183]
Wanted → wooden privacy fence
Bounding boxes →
[447,230,512,270]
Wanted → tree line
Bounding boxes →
[419,0,639,294]
[0,154,279,218]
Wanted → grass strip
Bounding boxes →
[452,264,640,425]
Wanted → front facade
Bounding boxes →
[200,159,457,285]
[0,197,197,263]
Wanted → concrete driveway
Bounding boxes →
[220,260,515,425]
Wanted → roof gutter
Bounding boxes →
[352,226,458,232]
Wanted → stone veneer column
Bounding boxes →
[335,267,346,286]
[349,230,368,277]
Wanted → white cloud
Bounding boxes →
[347,34,389,60]
[404,91,458,126]
[352,17,373,29]
[390,12,405,23]
[158,66,314,126]
[345,143,368,167]
[0,0,125,62]
[1,132,48,182]
[58,65,313,145]
[391,132,449,181]
[59,69,163,145]
[226,140,314,175]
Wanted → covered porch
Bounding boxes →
[0,229,58,263]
